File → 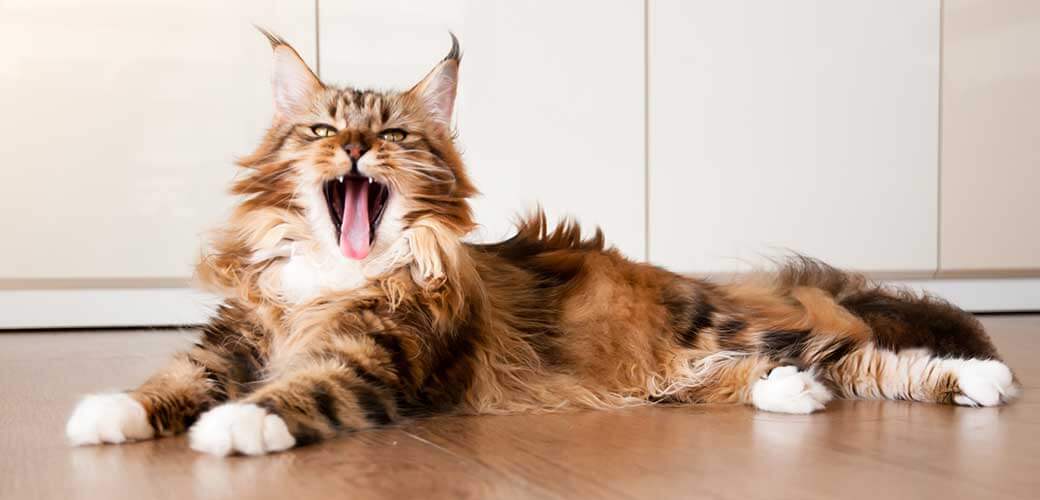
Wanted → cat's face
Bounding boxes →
[240,32,476,267]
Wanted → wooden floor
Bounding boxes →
[1,316,1038,499]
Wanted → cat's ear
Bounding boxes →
[407,33,461,127]
[257,27,323,119]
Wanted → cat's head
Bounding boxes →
[235,30,477,273]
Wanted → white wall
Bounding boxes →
[0,0,315,281]
[1,1,1037,328]
[319,0,646,259]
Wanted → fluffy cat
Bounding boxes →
[67,31,1018,456]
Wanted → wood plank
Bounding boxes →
[0,333,538,500]
[1,316,1038,499]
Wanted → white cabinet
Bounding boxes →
[319,0,647,260]
[939,0,1040,274]
[647,1,941,274]
[5,1,1037,326]
[0,0,315,283]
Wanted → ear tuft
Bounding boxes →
[408,33,462,127]
[255,26,323,119]
[255,25,288,48]
[444,32,462,64]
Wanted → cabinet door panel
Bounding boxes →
[649,0,940,273]
[0,1,315,281]
[940,0,1040,273]
[319,0,646,259]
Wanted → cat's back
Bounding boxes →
[467,211,685,308]
[467,214,691,380]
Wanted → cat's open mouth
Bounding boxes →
[323,175,389,260]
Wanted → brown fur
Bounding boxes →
[113,33,1016,452]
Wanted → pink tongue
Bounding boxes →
[339,178,371,260]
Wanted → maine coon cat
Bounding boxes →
[67,31,1017,456]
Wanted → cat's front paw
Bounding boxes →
[66,393,154,446]
[189,403,295,457]
[751,366,832,414]
[953,359,1019,407]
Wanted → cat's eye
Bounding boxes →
[310,124,337,138]
[379,128,408,142]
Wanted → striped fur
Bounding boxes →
[70,33,1018,455]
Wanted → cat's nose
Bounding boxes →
[343,143,368,162]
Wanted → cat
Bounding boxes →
[66,30,1018,456]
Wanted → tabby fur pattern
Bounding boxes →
[66,32,1018,456]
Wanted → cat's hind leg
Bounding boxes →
[661,352,832,414]
[750,365,833,414]
[822,345,1018,406]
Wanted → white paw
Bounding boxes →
[189,403,295,457]
[752,366,832,414]
[953,359,1018,407]
[66,393,154,446]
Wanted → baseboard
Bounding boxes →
[1,278,1037,330]
[883,278,1040,313]
[0,288,218,330]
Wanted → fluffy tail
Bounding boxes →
[771,256,1000,360]
[749,257,1014,406]
[656,257,1014,408]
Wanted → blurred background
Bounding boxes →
[0,0,1037,328]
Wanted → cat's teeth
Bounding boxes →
[337,176,343,182]
[368,178,373,184]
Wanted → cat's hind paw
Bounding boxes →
[953,359,1019,407]
[189,403,295,457]
[751,366,832,414]
[66,393,154,446]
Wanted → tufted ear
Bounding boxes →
[407,33,461,127]
[257,27,323,119]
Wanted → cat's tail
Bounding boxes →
[746,256,1019,406]
[661,256,1016,408]
[770,255,1000,360]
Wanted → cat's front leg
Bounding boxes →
[66,352,217,445]
[66,392,156,445]
[189,334,408,456]
[67,315,266,446]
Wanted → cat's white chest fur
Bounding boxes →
[278,244,367,303]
